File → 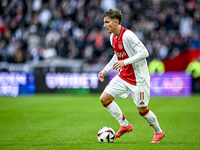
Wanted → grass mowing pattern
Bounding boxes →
[0,94,200,150]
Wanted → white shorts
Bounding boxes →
[104,75,150,107]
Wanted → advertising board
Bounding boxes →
[110,71,192,97]
[0,72,36,97]
[150,72,191,97]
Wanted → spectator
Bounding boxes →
[0,0,199,66]
[0,39,8,61]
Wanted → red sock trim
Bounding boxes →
[122,114,126,120]
[103,101,113,107]
[140,108,149,116]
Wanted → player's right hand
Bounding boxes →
[98,70,107,82]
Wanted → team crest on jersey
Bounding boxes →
[118,44,123,50]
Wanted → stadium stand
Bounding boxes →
[0,0,200,72]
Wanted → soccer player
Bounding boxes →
[98,9,165,143]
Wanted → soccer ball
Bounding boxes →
[97,127,115,143]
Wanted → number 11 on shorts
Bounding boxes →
[140,92,144,100]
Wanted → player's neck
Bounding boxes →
[113,25,122,37]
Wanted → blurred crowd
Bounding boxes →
[0,0,200,65]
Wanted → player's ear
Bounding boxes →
[114,19,118,25]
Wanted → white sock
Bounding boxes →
[142,110,162,134]
[105,101,129,127]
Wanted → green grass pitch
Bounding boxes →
[0,94,200,150]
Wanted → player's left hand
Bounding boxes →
[113,60,125,71]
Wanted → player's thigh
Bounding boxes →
[104,76,128,98]
[129,84,150,107]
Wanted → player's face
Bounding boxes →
[103,17,116,33]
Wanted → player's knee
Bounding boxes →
[100,92,114,106]
[99,95,113,107]
[99,95,106,104]
[138,110,144,116]
[137,106,149,116]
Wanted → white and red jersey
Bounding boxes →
[103,26,150,85]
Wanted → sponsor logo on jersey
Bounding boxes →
[115,52,127,58]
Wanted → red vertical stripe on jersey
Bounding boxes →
[112,27,137,85]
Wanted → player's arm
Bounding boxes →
[123,30,149,66]
[99,54,118,82]
[98,70,107,82]
[99,33,119,82]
